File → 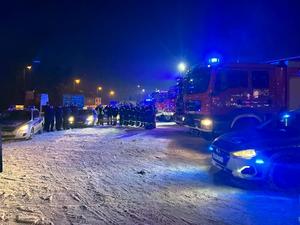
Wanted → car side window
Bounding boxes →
[33,110,39,119]
[252,71,269,89]
[215,70,248,92]
[288,115,300,133]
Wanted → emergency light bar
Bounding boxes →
[208,57,220,64]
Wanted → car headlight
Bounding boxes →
[200,118,213,129]
[68,116,75,123]
[232,149,256,159]
[86,115,94,124]
[18,124,29,133]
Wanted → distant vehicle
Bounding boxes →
[177,57,300,138]
[63,94,85,108]
[210,110,300,189]
[68,109,98,127]
[0,108,44,140]
[150,89,176,122]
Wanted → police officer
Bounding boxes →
[44,102,50,132]
[49,105,55,132]
[55,106,63,131]
[63,105,71,130]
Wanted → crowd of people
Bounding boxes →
[43,103,78,132]
[43,102,156,132]
[96,103,156,129]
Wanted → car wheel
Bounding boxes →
[38,128,43,134]
[29,128,34,139]
[268,156,300,192]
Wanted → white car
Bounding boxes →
[0,109,44,140]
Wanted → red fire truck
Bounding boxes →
[178,57,300,138]
[151,88,176,122]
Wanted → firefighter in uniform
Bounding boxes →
[119,104,125,126]
[96,105,105,126]
[55,106,63,131]
[63,105,71,130]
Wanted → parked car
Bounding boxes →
[68,109,98,127]
[0,108,44,140]
[210,110,300,189]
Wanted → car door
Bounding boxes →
[250,70,273,110]
[32,110,42,133]
[212,68,250,115]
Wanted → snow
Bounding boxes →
[0,123,299,225]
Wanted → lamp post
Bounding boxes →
[178,62,187,73]
[109,90,115,98]
[23,65,32,91]
[73,79,81,92]
[97,86,103,95]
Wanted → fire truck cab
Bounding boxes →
[151,89,176,122]
[180,58,300,137]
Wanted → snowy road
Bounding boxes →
[0,123,299,225]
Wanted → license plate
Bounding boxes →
[212,153,224,163]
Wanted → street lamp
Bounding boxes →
[109,90,115,97]
[142,89,145,93]
[178,62,187,73]
[73,79,81,92]
[97,86,103,98]
[74,79,81,85]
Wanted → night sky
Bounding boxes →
[1,0,300,106]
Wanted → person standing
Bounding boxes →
[49,105,55,132]
[55,106,63,131]
[44,102,50,132]
[119,104,125,126]
[114,106,119,126]
[96,105,104,126]
[63,105,71,130]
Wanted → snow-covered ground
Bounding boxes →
[0,123,299,225]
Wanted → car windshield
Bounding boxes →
[259,113,300,134]
[184,67,211,94]
[0,110,31,121]
[76,110,92,116]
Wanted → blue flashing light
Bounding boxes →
[209,57,220,64]
[282,113,291,119]
[209,146,214,151]
[255,159,265,164]
[145,98,152,102]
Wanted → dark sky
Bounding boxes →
[1,0,300,105]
